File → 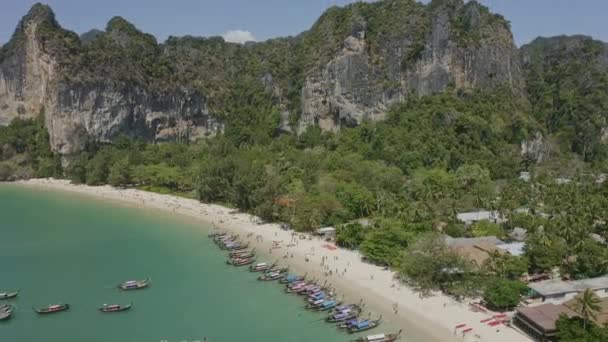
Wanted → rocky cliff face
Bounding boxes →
[0,5,57,126]
[0,5,221,155]
[298,0,523,133]
[0,1,524,154]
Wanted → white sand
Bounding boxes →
[14,178,532,342]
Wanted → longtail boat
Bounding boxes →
[280,273,307,284]
[228,256,256,266]
[258,268,288,281]
[99,303,132,313]
[118,278,150,290]
[225,242,249,251]
[208,232,226,238]
[229,248,256,258]
[285,282,309,293]
[214,233,236,242]
[306,291,327,302]
[0,290,18,300]
[328,302,364,316]
[340,318,361,330]
[33,303,70,314]
[351,330,403,342]
[327,305,363,323]
[0,305,14,320]
[348,316,382,334]
[314,299,342,312]
[249,261,277,272]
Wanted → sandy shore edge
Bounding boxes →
[10,179,531,342]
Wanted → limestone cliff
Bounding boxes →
[0,1,524,154]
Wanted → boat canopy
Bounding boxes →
[356,321,370,329]
[285,275,298,281]
[322,300,336,307]
[366,334,386,341]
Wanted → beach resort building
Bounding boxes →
[496,242,526,256]
[456,210,505,225]
[514,295,608,341]
[514,303,579,341]
[443,236,505,268]
[527,275,608,304]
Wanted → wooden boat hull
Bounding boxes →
[0,306,13,321]
[0,291,18,300]
[99,303,132,312]
[351,330,403,342]
[348,321,381,334]
[34,304,70,314]
[119,278,150,290]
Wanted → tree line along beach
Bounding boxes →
[12,178,532,342]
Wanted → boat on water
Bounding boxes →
[0,304,14,320]
[347,316,382,334]
[0,290,18,300]
[351,330,403,342]
[118,278,150,290]
[99,303,132,313]
[249,261,277,272]
[33,303,70,314]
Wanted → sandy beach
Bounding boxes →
[13,178,531,342]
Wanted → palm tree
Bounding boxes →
[573,289,602,330]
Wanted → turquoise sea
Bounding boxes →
[0,184,353,342]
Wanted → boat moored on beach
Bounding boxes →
[229,248,256,258]
[347,316,382,334]
[249,261,277,272]
[228,256,257,266]
[99,303,132,313]
[224,242,249,251]
[258,268,288,281]
[33,303,70,314]
[0,290,18,300]
[351,330,403,342]
[280,273,306,284]
[327,303,364,323]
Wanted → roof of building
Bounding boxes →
[316,227,336,234]
[517,303,579,333]
[529,276,608,297]
[497,242,526,256]
[563,296,608,326]
[444,235,504,248]
[456,210,504,223]
[451,241,505,267]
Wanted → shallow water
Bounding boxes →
[0,184,358,342]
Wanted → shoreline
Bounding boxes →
[11,178,531,342]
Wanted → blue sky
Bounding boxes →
[1,0,606,46]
